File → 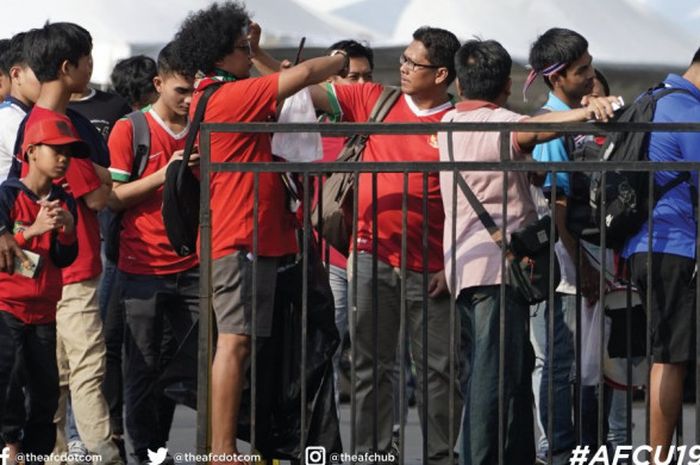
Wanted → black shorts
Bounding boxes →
[629,252,697,363]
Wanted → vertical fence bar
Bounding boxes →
[197,126,213,454]
[300,172,310,456]
[575,241,582,445]
[547,170,557,465]
[251,172,259,453]
[696,167,700,446]
[447,131,457,465]
[625,275,633,446]
[421,172,430,465]
[498,131,509,465]
[371,172,379,453]
[399,172,409,464]
[598,170,607,448]
[350,169,360,454]
[645,171,654,454]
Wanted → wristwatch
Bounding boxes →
[330,49,350,78]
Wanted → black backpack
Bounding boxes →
[162,82,223,257]
[586,84,693,250]
[103,110,150,262]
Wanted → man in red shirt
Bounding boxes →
[173,3,351,460]
[310,27,463,463]
[20,23,119,463]
[107,43,197,465]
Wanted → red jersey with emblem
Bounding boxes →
[21,106,103,284]
[192,73,297,260]
[330,83,451,272]
[108,108,198,274]
[0,179,78,323]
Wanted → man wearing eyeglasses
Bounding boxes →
[311,26,462,465]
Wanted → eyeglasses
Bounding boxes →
[233,42,252,55]
[399,54,442,72]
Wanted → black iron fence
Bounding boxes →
[195,121,700,464]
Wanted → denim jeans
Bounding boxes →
[122,268,199,460]
[459,286,534,465]
[536,293,576,455]
[99,255,125,435]
[329,264,348,411]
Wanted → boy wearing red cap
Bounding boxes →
[0,111,82,456]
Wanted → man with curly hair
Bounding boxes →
[173,2,350,461]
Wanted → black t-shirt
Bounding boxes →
[68,88,131,142]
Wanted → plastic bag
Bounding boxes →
[271,87,322,162]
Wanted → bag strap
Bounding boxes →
[444,119,506,249]
[178,81,225,182]
[126,110,150,181]
[338,86,402,163]
[369,86,401,122]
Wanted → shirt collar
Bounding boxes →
[5,96,31,113]
[663,74,700,102]
[455,100,499,112]
[195,68,238,90]
[543,92,572,111]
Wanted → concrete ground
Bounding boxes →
[140,402,699,465]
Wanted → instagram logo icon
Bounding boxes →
[305,446,326,465]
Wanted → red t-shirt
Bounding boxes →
[0,180,77,323]
[108,108,198,275]
[330,83,452,272]
[21,106,102,284]
[192,74,297,260]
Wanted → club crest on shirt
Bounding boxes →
[428,134,439,149]
[13,221,26,234]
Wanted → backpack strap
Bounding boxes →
[177,81,224,183]
[444,117,506,249]
[126,110,150,181]
[368,86,401,122]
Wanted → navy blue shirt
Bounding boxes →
[623,74,700,259]
[9,107,110,179]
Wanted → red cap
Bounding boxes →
[22,110,90,160]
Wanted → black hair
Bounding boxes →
[594,68,610,96]
[110,55,157,108]
[455,39,511,102]
[2,33,29,75]
[0,39,11,75]
[412,26,460,85]
[693,47,700,64]
[326,40,374,70]
[157,41,189,78]
[529,28,588,88]
[23,22,92,82]
[174,1,249,76]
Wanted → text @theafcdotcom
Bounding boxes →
[172,453,262,463]
[1,448,103,464]
[570,445,700,465]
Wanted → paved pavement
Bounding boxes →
[139,402,699,464]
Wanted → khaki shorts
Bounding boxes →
[212,251,278,336]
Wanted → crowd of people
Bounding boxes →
[0,1,698,465]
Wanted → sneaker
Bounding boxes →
[67,440,89,465]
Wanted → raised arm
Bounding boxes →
[516,95,622,151]
[277,52,347,104]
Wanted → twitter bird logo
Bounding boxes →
[147,448,168,465]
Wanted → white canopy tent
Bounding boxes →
[0,0,377,85]
[323,0,698,66]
